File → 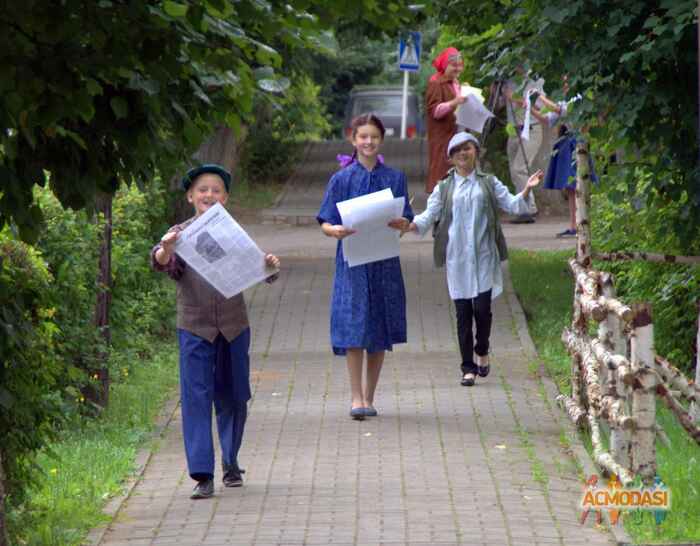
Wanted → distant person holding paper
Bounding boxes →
[530,77,595,238]
[151,164,280,500]
[391,132,543,387]
[317,114,414,421]
[425,47,467,194]
[503,72,549,223]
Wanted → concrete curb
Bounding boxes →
[502,262,634,546]
[83,394,180,546]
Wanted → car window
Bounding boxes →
[352,95,403,116]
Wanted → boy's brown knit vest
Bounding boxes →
[170,218,250,342]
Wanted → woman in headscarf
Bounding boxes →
[425,47,466,194]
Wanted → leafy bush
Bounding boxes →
[34,190,103,379]
[110,183,174,368]
[240,75,331,186]
[591,170,700,373]
[0,229,65,495]
[2,182,174,500]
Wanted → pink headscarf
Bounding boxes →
[430,47,461,82]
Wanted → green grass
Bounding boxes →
[8,343,179,546]
[509,249,575,393]
[509,248,700,544]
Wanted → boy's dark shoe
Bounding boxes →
[191,478,214,499]
[222,464,244,487]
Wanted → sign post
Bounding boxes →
[398,31,421,139]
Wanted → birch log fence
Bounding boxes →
[556,141,700,486]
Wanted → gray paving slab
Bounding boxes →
[90,141,617,546]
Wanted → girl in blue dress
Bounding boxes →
[317,114,414,420]
[532,82,596,238]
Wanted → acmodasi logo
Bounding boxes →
[580,474,671,526]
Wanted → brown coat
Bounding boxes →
[425,76,458,194]
[151,218,250,343]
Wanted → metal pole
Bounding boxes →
[697,0,699,170]
[401,70,409,139]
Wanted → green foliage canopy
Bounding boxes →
[433,0,699,247]
[0,0,414,242]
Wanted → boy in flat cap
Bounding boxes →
[152,164,280,499]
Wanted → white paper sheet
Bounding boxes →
[460,84,485,103]
[520,88,538,141]
[336,189,405,267]
[174,202,278,298]
[455,92,494,134]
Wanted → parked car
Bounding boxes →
[343,85,424,139]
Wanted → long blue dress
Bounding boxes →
[544,134,598,190]
[317,161,414,356]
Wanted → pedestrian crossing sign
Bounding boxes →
[398,31,421,72]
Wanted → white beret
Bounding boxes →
[447,132,480,157]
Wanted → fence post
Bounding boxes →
[692,301,700,422]
[599,272,631,469]
[575,139,592,268]
[629,303,657,484]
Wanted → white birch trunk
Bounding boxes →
[692,302,700,421]
[571,353,586,418]
[569,258,598,297]
[652,355,700,404]
[599,274,631,469]
[561,329,602,414]
[556,394,588,427]
[656,383,700,444]
[629,304,657,484]
[579,293,607,322]
[592,251,700,265]
[590,337,630,374]
[575,140,592,267]
[588,413,635,486]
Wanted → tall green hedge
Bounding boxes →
[1,181,174,502]
[0,231,64,495]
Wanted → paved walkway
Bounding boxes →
[91,141,616,546]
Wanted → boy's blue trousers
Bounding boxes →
[178,328,251,481]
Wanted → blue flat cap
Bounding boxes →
[181,164,232,192]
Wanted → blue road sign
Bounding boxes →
[398,31,421,72]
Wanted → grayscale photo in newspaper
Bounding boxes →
[175,202,278,298]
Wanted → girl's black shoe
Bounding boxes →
[461,373,476,387]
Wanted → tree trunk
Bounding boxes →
[593,251,700,265]
[171,126,247,224]
[575,140,592,267]
[84,191,113,408]
[629,303,657,484]
[599,273,631,469]
[0,451,9,546]
[692,302,700,421]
